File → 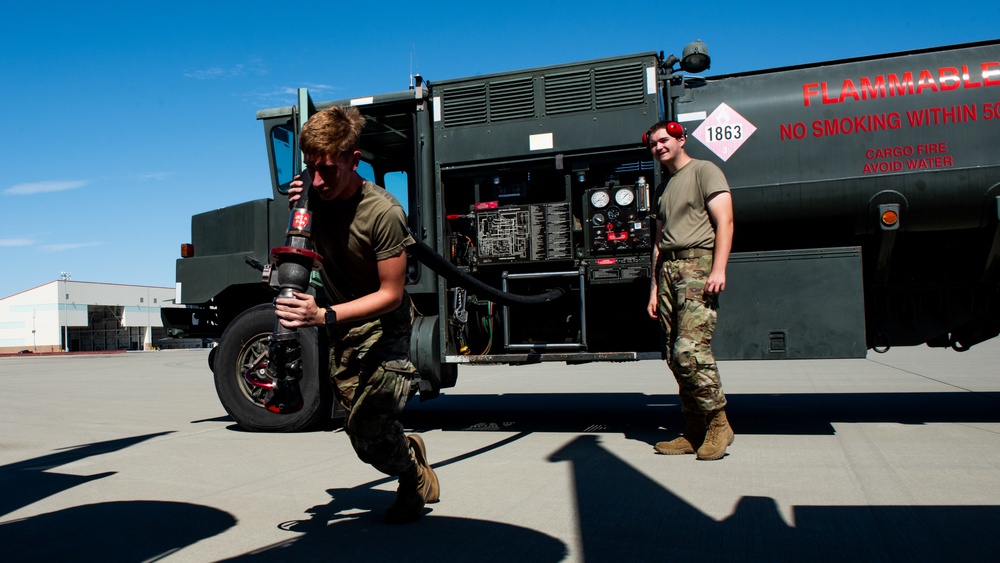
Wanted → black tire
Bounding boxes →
[213,304,331,432]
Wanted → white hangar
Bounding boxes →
[0,280,179,354]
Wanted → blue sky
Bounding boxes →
[1,0,997,300]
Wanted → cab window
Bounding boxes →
[384,171,409,210]
[271,123,295,193]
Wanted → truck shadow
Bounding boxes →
[0,433,237,561]
[0,433,171,517]
[221,428,1000,561]
[401,390,1000,444]
[1,500,237,562]
[552,434,1000,561]
[5,398,995,560]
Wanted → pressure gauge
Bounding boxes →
[590,190,610,208]
[615,188,635,206]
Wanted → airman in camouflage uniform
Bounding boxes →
[645,120,736,461]
[275,106,439,523]
[656,254,726,413]
[328,302,418,477]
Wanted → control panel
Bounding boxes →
[582,178,653,283]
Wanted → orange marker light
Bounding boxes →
[181,243,195,258]
[880,209,899,228]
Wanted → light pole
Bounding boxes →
[60,272,71,352]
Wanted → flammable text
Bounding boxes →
[802,62,1000,107]
[778,103,999,140]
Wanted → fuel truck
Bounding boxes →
[163,39,1000,431]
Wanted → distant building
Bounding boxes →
[0,281,180,354]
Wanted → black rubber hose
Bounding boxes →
[407,236,566,306]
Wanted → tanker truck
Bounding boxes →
[163,39,1000,431]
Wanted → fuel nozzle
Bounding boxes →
[260,171,324,413]
[270,171,323,342]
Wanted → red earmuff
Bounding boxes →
[643,121,685,147]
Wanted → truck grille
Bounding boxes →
[595,63,645,109]
[442,61,645,126]
[443,83,487,127]
[544,63,645,114]
[489,77,534,121]
[443,79,535,127]
[544,69,593,114]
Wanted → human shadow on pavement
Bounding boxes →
[550,434,1000,561]
[221,433,568,563]
[0,433,237,562]
[221,490,567,563]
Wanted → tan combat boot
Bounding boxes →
[408,434,439,503]
[654,412,707,455]
[696,409,734,461]
[386,434,440,523]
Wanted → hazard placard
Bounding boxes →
[691,103,756,162]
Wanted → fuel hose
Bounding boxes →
[406,234,566,306]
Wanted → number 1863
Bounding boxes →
[707,125,742,142]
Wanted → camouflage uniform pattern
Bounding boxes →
[657,255,727,413]
[327,300,418,477]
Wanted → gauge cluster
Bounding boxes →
[582,180,653,284]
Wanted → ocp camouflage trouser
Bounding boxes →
[657,255,727,413]
[327,301,418,477]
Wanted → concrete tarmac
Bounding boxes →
[2,340,999,562]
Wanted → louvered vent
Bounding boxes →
[489,77,534,121]
[544,70,593,115]
[595,63,645,109]
[443,83,487,127]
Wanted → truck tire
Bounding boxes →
[213,304,331,432]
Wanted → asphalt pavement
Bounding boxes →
[2,340,999,562]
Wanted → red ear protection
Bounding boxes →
[642,121,685,147]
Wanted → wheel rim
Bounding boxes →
[235,331,274,409]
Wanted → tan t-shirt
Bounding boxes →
[310,180,414,304]
[655,159,730,252]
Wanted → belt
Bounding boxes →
[663,248,713,260]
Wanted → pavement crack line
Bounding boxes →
[865,358,1000,402]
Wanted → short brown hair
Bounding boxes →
[300,106,366,158]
